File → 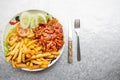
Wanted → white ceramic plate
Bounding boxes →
[2,10,65,71]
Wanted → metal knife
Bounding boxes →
[68,20,73,63]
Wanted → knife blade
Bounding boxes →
[68,20,73,63]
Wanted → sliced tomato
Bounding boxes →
[16,23,30,37]
[9,21,19,25]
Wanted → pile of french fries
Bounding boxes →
[5,32,60,70]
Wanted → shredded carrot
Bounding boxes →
[32,18,64,52]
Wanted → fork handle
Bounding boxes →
[68,41,73,63]
[77,36,81,61]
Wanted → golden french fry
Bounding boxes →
[39,58,45,61]
[27,33,34,38]
[15,63,27,68]
[28,65,40,70]
[19,39,24,49]
[42,61,49,65]
[8,37,18,46]
[54,55,58,58]
[47,55,55,59]
[26,62,30,66]
[36,59,41,61]
[22,45,29,54]
[22,53,25,62]
[31,50,35,54]
[51,52,60,56]
[30,54,42,59]
[6,32,16,43]
[6,42,20,56]
[36,47,42,51]
[30,51,35,56]
[24,38,28,45]
[28,45,34,49]
[7,42,20,56]
[11,60,16,68]
[30,53,51,59]
[14,42,20,50]
[9,43,17,51]
[40,64,48,68]
[31,60,42,65]
[30,62,33,66]
[34,48,39,54]
[17,48,23,63]
[6,51,14,56]
[6,55,13,62]
[26,40,36,47]
[12,49,19,60]
[45,59,52,61]
[26,53,31,58]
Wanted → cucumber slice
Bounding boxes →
[20,12,31,28]
[20,11,48,28]
[29,13,47,28]
[37,13,47,23]
[29,15,37,28]
[46,14,53,21]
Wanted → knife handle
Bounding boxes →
[68,41,73,63]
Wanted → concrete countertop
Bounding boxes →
[0,0,120,80]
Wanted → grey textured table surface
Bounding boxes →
[0,0,120,80]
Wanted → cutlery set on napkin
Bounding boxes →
[68,19,81,63]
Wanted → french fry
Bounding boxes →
[9,43,17,51]
[40,64,48,68]
[14,42,20,50]
[22,45,29,54]
[12,49,19,60]
[36,59,41,61]
[54,55,58,58]
[31,53,51,59]
[15,63,27,68]
[47,55,55,59]
[6,55,13,62]
[19,39,24,49]
[26,62,30,66]
[26,40,36,47]
[51,51,60,56]
[31,50,36,54]
[11,60,16,68]
[26,53,31,58]
[31,60,42,65]
[30,62,33,66]
[45,59,52,61]
[6,51,14,56]
[39,58,45,61]
[22,53,25,62]
[17,48,23,63]
[24,38,28,45]
[6,42,20,56]
[36,46,42,51]
[27,33,34,38]
[8,37,17,46]
[30,50,35,56]
[29,45,34,49]
[6,32,16,43]
[28,65,40,70]
[34,48,39,54]
[42,61,49,65]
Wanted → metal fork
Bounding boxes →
[74,19,81,61]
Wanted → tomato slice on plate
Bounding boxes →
[16,23,30,37]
